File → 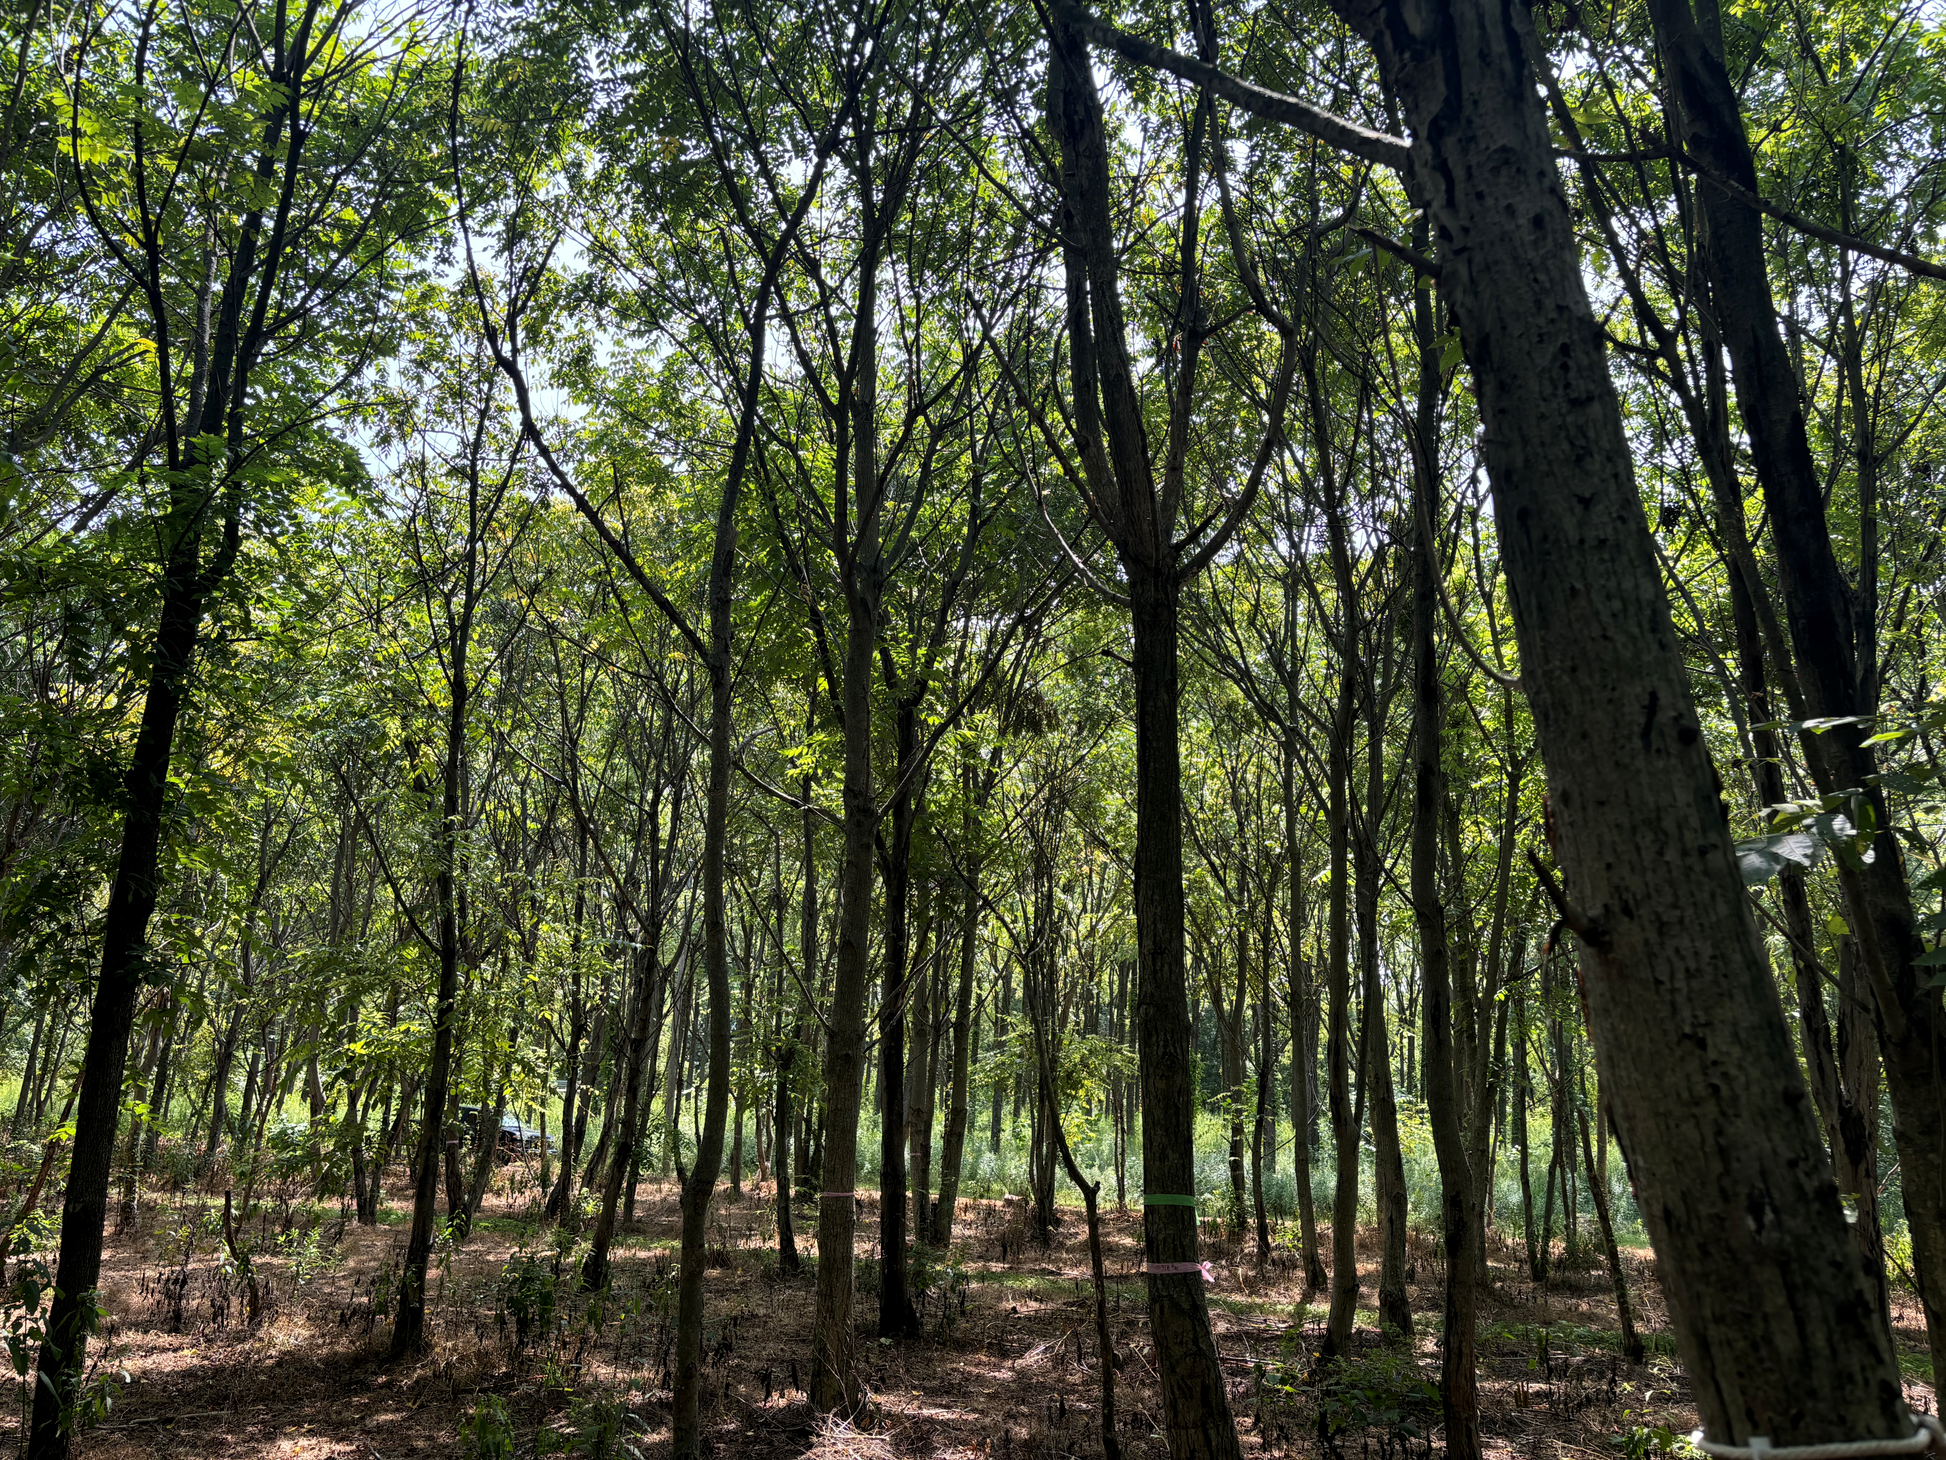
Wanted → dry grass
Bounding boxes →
[0,1165,1929,1459]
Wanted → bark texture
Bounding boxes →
[1322,0,1912,1437]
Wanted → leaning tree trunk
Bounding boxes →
[1577,1097,1643,1364]
[1320,0,1914,1436]
[1647,0,1946,1377]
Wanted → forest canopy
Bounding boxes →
[3,0,1945,1454]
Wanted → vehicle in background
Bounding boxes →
[457,1105,555,1161]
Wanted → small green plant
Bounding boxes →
[1613,1416,1697,1460]
[276,1221,342,1289]
[497,1246,561,1351]
[534,1390,644,1459]
[1311,1347,1440,1439]
[461,1393,515,1459]
[1,1264,126,1443]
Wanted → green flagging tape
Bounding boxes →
[1141,1194,1199,1207]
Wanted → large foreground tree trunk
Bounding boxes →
[1647,0,1945,1376]
[1326,0,1914,1437]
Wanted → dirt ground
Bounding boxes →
[7,1168,1935,1460]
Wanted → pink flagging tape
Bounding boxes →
[1144,1261,1215,1281]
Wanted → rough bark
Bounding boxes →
[1648,0,1945,1378]
[1128,567,1236,1456]
[1317,0,1913,1436]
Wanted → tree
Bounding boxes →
[31,1,433,1444]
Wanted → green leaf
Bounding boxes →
[1734,831,1820,886]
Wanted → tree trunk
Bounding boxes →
[672,356,748,1456]
[1315,0,1914,1433]
[1222,935,1248,1234]
[776,764,817,1277]
[390,729,464,1361]
[1360,699,1412,1340]
[1836,939,1889,1323]
[30,563,210,1453]
[907,913,939,1246]
[809,280,885,1408]
[876,697,922,1336]
[1647,0,1945,1377]
[1283,735,1326,1292]
[990,965,1010,1155]
[1124,565,1238,1454]
[462,1035,510,1237]
[1322,538,1361,1358]
[934,847,981,1246]
[202,1011,241,1169]
[1515,982,1539,1283]
[1250,964,1271,1264]
[585,929,671,1294]
[1577,1097,1643,1364]
[11,1003,43,1139]
[546,839,591,1223]
[1412,404,1480,1457]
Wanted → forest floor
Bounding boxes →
[8,1168,1935,1460]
